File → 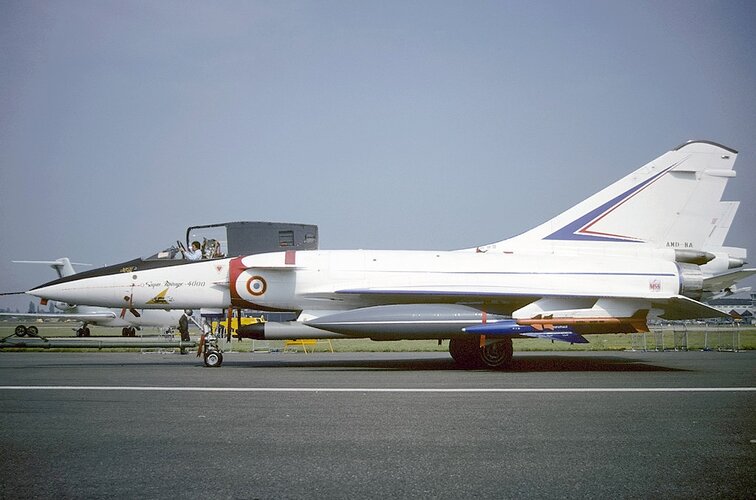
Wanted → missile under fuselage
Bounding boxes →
[462,321,589,343]
[304,304,510,340]
[515,316,649,334]
[238,303,592,344]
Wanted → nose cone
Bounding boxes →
[28,277,84,304]
[25,257,143,306]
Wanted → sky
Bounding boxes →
[1,0,755,311]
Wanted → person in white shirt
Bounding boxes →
[183,241,202,261]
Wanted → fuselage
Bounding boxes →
[30,249,687,316]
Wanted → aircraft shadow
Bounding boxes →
[231,353,682,372]
[503,355,681,372]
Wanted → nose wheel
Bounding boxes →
[204,350,223,367]
[197,332,224,367]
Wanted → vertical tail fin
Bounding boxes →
[482,141,738,251]
[12,258,90,278]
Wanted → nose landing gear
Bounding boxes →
[197,331,223,367]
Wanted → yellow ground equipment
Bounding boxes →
[212,316,266,338]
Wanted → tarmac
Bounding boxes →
[0,350,754,499]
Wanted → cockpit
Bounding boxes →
[145,238,226,262]
[142,222,236,261]
[141,221,318,263]
[29,221,319,289]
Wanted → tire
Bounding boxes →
[122,328,129,337]
[480,338,513,369]
[83,327,91,337]
[449,337,514,370]
[76,328,85,337]
[14,325,27,337]
[449,337,483,369]
[26,326,39,337]
[204,350,223,368]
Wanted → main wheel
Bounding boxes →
[449,337,483,369]
[76,328,85,337]
[122,327,129,337]
[449,337,514,370]
[204,350,223,368]
[480,338,513,369]
[83,327,91,337]
[15,325,27,337]
[26,325,39,337]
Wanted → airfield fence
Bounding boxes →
[632,323,742,352]
[1,322,753,352]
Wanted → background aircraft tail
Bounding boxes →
[12,258,90,278]
[703,201,739,250]
[481,141,739,254]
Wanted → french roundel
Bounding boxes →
[246,276,267,296]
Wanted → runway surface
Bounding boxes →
[1,350,754,499]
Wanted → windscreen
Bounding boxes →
[186,225,228,259]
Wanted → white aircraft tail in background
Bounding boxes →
[12,258,86,279]
[696,201,756,298]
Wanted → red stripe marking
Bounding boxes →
[285,250,296,265]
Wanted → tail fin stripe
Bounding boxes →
[544,162,680,243]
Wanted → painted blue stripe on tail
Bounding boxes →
[544,163,678,242]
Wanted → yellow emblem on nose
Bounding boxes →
[146,288,171,305]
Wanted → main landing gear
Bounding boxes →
[449,336,513,370]
[76,327,91,337]
[121,327,137,337]
[13,325,39,337]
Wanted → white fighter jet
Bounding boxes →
[27,141,754,368]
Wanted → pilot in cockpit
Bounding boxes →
[182,241,203,261]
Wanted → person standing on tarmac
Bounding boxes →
[178,310,192,354]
